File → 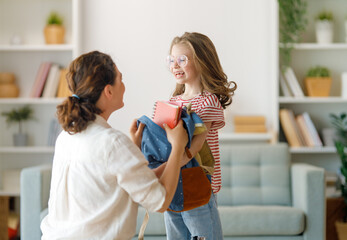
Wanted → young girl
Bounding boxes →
[40,51,188,240]
[164,32,237,239]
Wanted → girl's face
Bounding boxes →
[169,43,200,85]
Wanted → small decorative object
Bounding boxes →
[315,11,334,44]
[44,12,65,44]
[330,113,347,240]
[0,72,19,98]
[304,66,332,97]
[10,34,22,45]
[321,128,337,146]
[1,105,34,146]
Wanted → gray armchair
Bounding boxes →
[20,165,52,240]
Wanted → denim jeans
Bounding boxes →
[164,193,223,240]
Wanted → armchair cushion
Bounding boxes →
[219,205,305,236]
[219,144,291,206]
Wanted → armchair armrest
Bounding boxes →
[20,165,52,240]
[291,163,325,240]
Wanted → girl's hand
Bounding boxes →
[163,120,188,152]
[129,119,145,149]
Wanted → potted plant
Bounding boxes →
[1,105,34,146]
[44,12,65,44]
[304,66,332,97]
[315,11,334,44]
[278,0,308,70]
[330,112,347,239]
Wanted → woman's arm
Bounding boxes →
[157,121,187,212]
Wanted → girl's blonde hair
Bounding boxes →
[170,32,236,109]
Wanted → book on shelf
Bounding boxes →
[283,67,304,97]
[279,72,293,97]
[279,109,304,147]
[152,101,182,128]
[234,124,267,133]
[42,64,61,98]
[30,62,52,98]
[56,69,71,98]
[295,114,315,147]
[234,115,266,125]
[302,112,323,147]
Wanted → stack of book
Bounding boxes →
[30,62,71,98]
[279,109,323,147]
[234,115,267,133]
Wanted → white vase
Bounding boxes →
[315,20,333,44]
[13,133,28,146]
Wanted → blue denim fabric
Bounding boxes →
[138,109,207,212]
[164,193,223,240]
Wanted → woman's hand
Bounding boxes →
[163,120,188,152]
[129,119,145,149]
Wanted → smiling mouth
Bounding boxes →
[175,72,184,78]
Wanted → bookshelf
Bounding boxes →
[278,0,347,171]
[0,0,80,204]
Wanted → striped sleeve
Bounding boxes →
[196,94,225,131]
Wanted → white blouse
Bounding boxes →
[41,115,166,240]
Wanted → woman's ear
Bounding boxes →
[103,84,113,99]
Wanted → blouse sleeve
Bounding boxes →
[107,133,166,212]
[195,94,225,131]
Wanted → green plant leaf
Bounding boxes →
[278,0,308,69]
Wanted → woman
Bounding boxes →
[41,51,187,240]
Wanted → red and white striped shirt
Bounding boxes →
[170,91,225,194]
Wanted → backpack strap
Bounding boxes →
[138,209,149,240]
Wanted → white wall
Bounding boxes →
[81,0,277,135]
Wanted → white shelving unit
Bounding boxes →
[219,132,273,143]
[278,0,347,171]
[0,0,80,198]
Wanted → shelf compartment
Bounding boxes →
[0,146,55,154]
[0,169,21,197]
[0,98,65,105]
[279,97,347,104]
[280,43,347,50]
[290,146,336,154]
[0,44,74,51]
[219,132,273,142]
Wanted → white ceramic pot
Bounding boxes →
[315,20,333,44]
[13,133,28,146]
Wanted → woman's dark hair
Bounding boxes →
[56,51,116,134]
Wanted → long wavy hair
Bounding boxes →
[56,51,116,134]
[170,32,237,109]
